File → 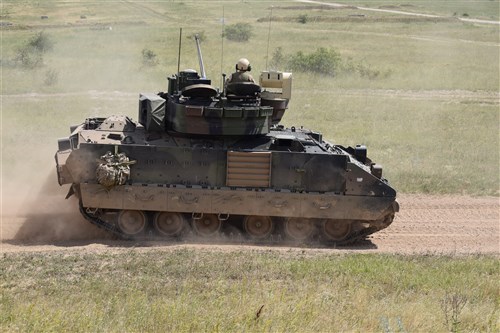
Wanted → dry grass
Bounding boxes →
[1,249,498,332]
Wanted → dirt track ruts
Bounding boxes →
[296,0,500,25]
[1,194,498,255]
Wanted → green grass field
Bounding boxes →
[1,249,499,332]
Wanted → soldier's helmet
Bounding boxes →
[236,58,252,71]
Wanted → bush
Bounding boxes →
[28,31,53,53]
[142,48,159,66]
[356,63,381,79]
[15,45,44,68]
[298,14,309,24]
[288,47,341,76]
[271,47,390,79]
[224,23,253,42]
[14,31,53,69]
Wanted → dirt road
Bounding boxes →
[1,194,498,255]
[369,194,499,254]
[297,0,500,25]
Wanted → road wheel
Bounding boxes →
[192,214,221,237]
[284,218,315,241]
[117,210,147,236]
[244,216,273,239]
[322,219,351,242]
[153,212,186,237]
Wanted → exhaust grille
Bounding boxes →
[226,151,271,188]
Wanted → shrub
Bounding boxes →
[288,47,341,76]
[272,47,390,79]
[14,31,53,69]
[28,31,53,53]
[15,45,44,68]
[142,48,159,66]
[224,23,253,42]
[298,14,309,24]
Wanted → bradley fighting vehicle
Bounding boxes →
[55,35,398,245]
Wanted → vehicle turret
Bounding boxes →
[139,34,291,137]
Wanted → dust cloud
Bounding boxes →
[1,163,107,244]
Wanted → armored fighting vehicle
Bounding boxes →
[55,36,398,245]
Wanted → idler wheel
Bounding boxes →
[284,218,315,241]
[117,210,147,236]
[322,220,352,242]
[244,216,273,239]
[153,212,186,237]
[192,214,221,237]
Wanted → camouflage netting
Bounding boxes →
[96,152,136,189]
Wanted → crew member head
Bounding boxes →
[236,58,252,72]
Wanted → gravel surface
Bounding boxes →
[1,194,498,255]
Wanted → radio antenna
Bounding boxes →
[177,28,182,77]
[220,6,225,88]
[265,6,273,70]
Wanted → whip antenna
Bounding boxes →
[177,28,182,77]
[265,6,273,70]
[220,6,225,88]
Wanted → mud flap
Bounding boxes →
[65,186,75,199]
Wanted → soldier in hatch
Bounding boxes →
[226,58,255,84]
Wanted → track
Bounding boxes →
[1,194,498,255]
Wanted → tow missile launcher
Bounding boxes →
[55,34,398,244]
